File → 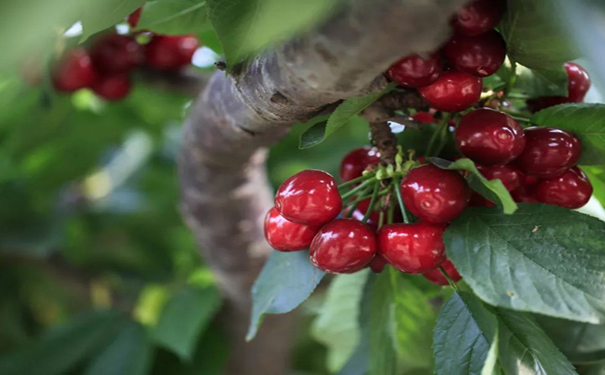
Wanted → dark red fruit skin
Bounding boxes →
[90,34,142,74]
[145,35,199,71]
[400,164,471,223]
[128,7,143,28]
[452,0,505,36]
[534,167,593,209]
[412,112,435,124]
[52,48,97,92]
[418,71,482,112]
[455,109,526,166]
[443,30,506,77]
[339,147,380,182]
[470,164,522,207]
[264,207,321,252]
[511,175,540,203]
[386,53,442,88]
[377,222,446,274]
[369,255,388,273]
[310,219,377,274]
[527,62,591,112]
[514,127,582,179]
[275,170,342,226]
[423,258,462,285]
[91,74,132,101]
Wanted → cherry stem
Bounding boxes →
[362,180,381,223]
[378,210,385,229]
[341,178,376,200]
[392,177,410,224]
[439,266,459,292]
[338,173,376,190]
[345,185,374,218]
[426,113,451,157]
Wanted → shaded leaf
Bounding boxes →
[136,0,212,35]
[369,270,397,375]
[299,120,328,150]
[515,64,568,98]
[81,0,148,40]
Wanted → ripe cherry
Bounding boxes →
[527,62,591,112]
[478,164,522,191]
[511,174,539,204]
[264,207,321,252]
[455,109,526,166]
[386,53,442,88]
[534,167,593,209]
[52,48,97,92]
[452,0,505,36]
[345,198,381,230]
[91,74,132,101]
[310,219,377,274]
[423,258,462,285]
[145,35,199,71]
[514,127,582,178]
[369,255,388,273]
[400,164,471,223]
[90,34,142,74]
[377,222,446,274]
[443,30,506,77]
[128,7,143,28]
[417,71,482,112]
[412,111,436,124]
[339,147,380,182]
[275,170,342,226]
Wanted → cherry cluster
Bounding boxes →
[51,9,199,101]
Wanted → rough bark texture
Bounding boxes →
[179,1,469,374]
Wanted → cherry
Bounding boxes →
[422,258,462,285]
[264,207,321,252]
[534,167,593,209]
[52,48,97,93]
[310,219,377,274]
[128,7,143,28]
[400,164,471,223]
[455,109,526,166]
[91,74,132,101]
[339,147,380,182]
[452,0,505,36]
[443,30,506,77]
[90,34,142,74]
[345,198,381,230]
[412,111,436,124]
[417,71,482,112]
[386,53,442,88]
[145,35,199,71]
[527,62,591,112]
[514,127,581,178]
[275,170,342,226]
[511,174,540,204]
[377,222,446,274]
[478,164,522,191]
[369,255,388,273]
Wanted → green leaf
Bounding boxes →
[206,0,340,66]
[515,63,569,98]
[481,328,500,375]
[444,205,605,324]
[312,270,369,372]
[136,0,212,35]
[86,320,153,375]
[299,120,328,150]
[247,251,324,340]
[531,103,605,165]
[0,310,121,375]
[536,315,605,364]
[499,0,578,69]
[369,270,397,375]
[325,83,396,138]
[434,292,498,375]
[584,166,605,208]
[153,285,221,360]
[81,0,148,41]
[430,158,518,215]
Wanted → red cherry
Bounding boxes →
[452,0,505,36]
[310,219,377,274]
[412,112,436,124]
[128,7,143,28]
[514,127,582,178]
[91,74,132,101]
[386,53,442,88]
[527,62,591,112]
[478,164,522,191]
[455,109,526,166]
[145,35,199,71]
[534,167,593,209]
[264,207,321,252]
[422,258,462,285]
[400,164,471,223]
[443,30,506,77]
[90,34,142,74]
[369,255,388,273]
[377,222,446,274]
[275,170,342,226]
[511,174,540,203]
[345,198,381,230]
[417,71,482,112]
[339,147,380,182]
[52,48,97,92]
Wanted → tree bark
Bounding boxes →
[179,1,469,374]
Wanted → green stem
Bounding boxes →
[503,59,518,98]
[387,202,395,224]
[361,181,381,223]
[338,172,376,190]
[425,113,451,157]
[439,266,459,292]
[392,178,410,224]
[341,179,376,200]
[378,210,385,229]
